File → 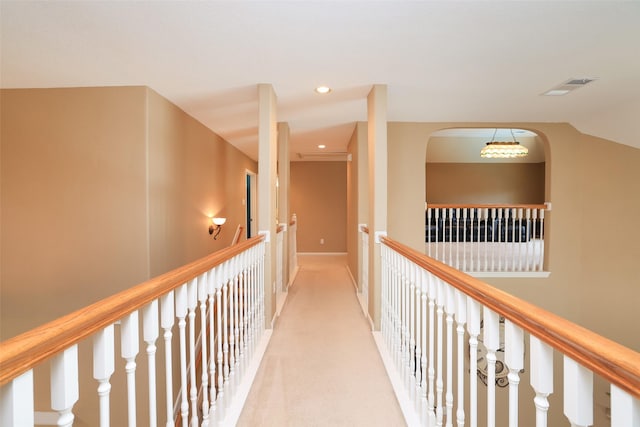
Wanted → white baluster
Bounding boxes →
[436,279,444,426]
[564,356,593,427]
[538,209,545,271]
[233,259,240,370]
[186,278,199,427]
[428,274,436,411]
[415,265,423,395]
[409,261,416,387]
[160,291,175,427]
[611,384,640,427]
[51,345,79,427]
[197,273,210,425]
[524,209,531,271]
[403,257,410,382]
[530,335,553,427]
[467,298,481,427]
[483,308,500,427]
[93,325,115,427]
[216,268,225,396]
[491,208,498,271]
[121,311,139,427]
[420,269,428,402]
[175,283,189,427]
[222,265,230,383]
[228,263,236,375]
[208,269,218,413]
[445,285,454,427]
[455,290,467,427]
[1,370,34,426]
[143,301,159,427]
[505,320,524,427]
[239,254,246,357]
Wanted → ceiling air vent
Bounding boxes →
[565,78,596,86]
[296,152,351,161]
[542,77,598,96]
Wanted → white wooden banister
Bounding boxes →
[378,235,640,427]
[0,235,267,427]
[426,203,549,274]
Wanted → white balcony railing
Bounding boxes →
[378,236,640,426]
[0,236,268,427]
[426,204,548,274]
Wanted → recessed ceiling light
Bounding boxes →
[315,86,331,94]
[318,144,326,149]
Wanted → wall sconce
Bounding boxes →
[209,217,226,240]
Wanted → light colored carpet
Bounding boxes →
[237,255,406,427]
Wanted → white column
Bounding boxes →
[277,122,290,291]
[93,325,115,427]
[257,83,278,328]
[367,84,387,330]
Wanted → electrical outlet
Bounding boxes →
[320,238,324,245]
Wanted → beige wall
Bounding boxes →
[1,87,258,425]
[291,161,347,252]
[347,127,359,283]
[388,122,640,350]
[387,122,640,427]
[426,162,545,204]
[1,87,149,339]
[147,88,256,276]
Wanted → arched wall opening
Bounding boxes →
[425,128,548,205]
[423,127,551,273]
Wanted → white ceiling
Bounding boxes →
[2,1,639,161]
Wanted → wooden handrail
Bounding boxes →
[0,235,265,386]
[381,236,640,399]
[426,203,548,210]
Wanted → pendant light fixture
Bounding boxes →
[480,129,529,159]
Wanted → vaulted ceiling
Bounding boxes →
[2,1,639,160]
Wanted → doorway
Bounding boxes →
[245,171,257,239]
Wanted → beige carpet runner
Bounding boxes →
[237,255,405,426]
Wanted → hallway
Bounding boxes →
[237,255,405,426]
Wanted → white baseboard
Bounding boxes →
[215,330,272,426]
[297,252,348,256]
[372,331,424,427]
[287,265,300,288]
